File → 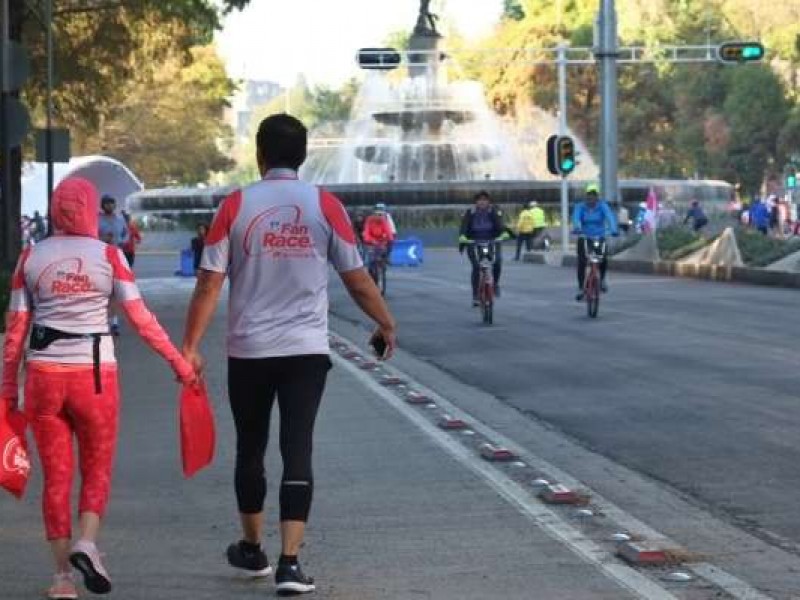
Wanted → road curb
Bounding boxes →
[523,252,800,289]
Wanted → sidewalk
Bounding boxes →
[0,313,637,599]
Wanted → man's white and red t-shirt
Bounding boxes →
[201,169,362,358]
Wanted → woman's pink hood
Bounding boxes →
[51,177,99,237]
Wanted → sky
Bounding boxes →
[215,0,504,87]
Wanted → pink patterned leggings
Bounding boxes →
[24,365,119,540]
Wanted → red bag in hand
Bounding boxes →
[0,401,31,499]
[179,382,215,478]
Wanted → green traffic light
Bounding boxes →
[741,45,763,60]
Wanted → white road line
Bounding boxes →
[690,565,776,600]
[334,353,680,600]
[333,335,778,600]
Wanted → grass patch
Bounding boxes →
[735,228,800,267]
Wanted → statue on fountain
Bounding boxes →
[414,0,439,36]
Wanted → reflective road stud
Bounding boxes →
[479,443,516,462]
[406,391,430,404]
[437,416,467,430]
[617,540,678,566]
[539,483,584,505]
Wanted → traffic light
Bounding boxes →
[557,136,576,175]
[717,42,765,63]
[356,47,401,70]
[547,134,576,176]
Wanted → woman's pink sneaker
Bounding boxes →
[69,540,111,594]
[48,572,78,599]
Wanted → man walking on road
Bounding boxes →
[181,113,396,596]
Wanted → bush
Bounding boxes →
[735,228,800,267]
[657,225,704,260]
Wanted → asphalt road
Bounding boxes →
[327,249,800,556]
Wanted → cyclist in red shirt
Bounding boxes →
[362,205,395,246]
[362,205,395,284]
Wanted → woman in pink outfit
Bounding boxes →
[1,177,196,599]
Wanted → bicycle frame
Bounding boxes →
[366,243,389,294]
[470,241,496,324]
[582,237,605,318]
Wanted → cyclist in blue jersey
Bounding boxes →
[572,183,618,301]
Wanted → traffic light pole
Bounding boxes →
[557,45,570,253]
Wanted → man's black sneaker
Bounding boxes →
[226,541,272,578]
[275,562,315,596]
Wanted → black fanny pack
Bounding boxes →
[29,324,111,393]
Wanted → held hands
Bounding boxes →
[178,347,205,385]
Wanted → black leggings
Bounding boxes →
[228,355,332,521]
[467,242,502,298]
[576,237,608,289]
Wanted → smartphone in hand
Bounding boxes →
[370,333,388,359]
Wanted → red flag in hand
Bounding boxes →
[179,382,215,478]
[0,400,31,499]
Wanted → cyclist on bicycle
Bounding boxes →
[362,204,395,279]
[459,191,510,305]
[572,183,618,301]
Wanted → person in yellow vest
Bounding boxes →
[515,201,546,259]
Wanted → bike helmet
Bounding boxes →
[585,183,599,195]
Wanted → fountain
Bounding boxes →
[302,0,532,185]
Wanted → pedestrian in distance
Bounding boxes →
[1,177,196,600]
[684,200,708,233]
[514,201,536,260]
[190,223,208,275]
[181,113,397,596]
[120,211,142,268]
[32,210,47,242]
[98,196,129,336]
[750,197,770,235]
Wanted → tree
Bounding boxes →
[503,0,525,21]
[97,42,235,186]
[722,66,790,193]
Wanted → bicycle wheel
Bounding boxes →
[586,268,600,318]
[481,280,494,325]
[380,262,387,296]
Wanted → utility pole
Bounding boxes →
[597,0,619,206]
